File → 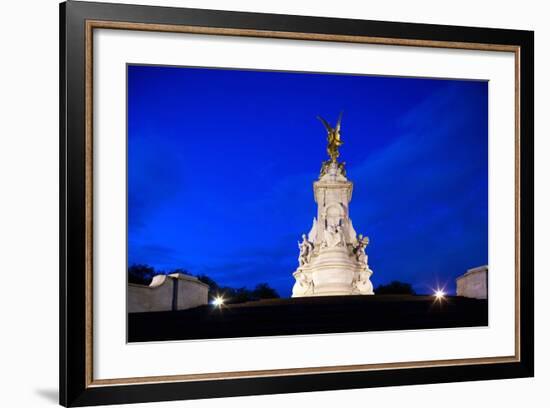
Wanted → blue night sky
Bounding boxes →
[127,64,488,297]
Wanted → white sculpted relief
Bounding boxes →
[298,234,314,267]
[353,268,374,294]
[346,218,358,243]
[307,217,318,243]
[355,234,370,265]
[292,270,314,296]
[322,224,345,248]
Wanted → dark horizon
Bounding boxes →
[127,64,488,297]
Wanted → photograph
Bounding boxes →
[126,64,489,342]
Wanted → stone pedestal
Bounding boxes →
[292,160,374,297]
[456,266,488,299]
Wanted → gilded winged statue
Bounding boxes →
[318,112,344,163]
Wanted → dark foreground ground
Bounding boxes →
[128,295,488,342]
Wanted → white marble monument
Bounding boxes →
[292,114,375,297]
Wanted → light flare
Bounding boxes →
[212,296,225,307]
[434,289,446,300]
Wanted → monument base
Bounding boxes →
[292,283,375,297]
[292,247,374,297]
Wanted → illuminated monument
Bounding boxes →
[292,114,374,297]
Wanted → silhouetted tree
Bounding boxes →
[251,283,280,299]
[229,287,253,303]
[196,274,220,293]
[375,281,416,295]
[128,264,157,285]
[219,283,280,303]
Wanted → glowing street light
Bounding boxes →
[434,289,446,301]
[212,296,225,307]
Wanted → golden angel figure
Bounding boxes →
[318,112,344,163]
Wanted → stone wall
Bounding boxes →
[128,273,209,313]
[174,274,210,310]
[456,265,488,299]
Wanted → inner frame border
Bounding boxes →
[84,19,521,388]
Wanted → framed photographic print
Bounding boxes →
[60,1,534,406]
